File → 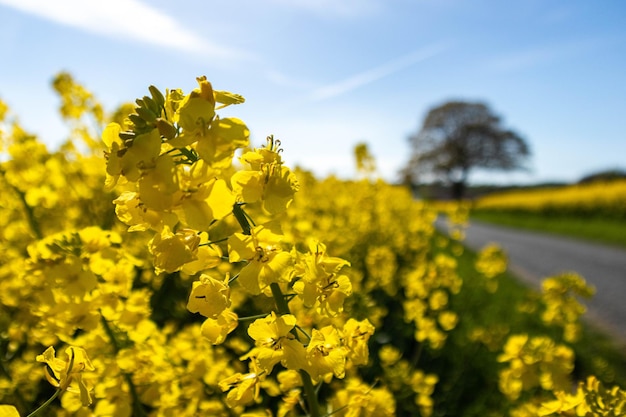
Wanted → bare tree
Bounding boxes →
[404,101,530,199]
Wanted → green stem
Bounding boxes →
[270,283,321,417]
[236,313,271,322]
[99,313,147,417]
[0,168,43,239]
[228,272,241,285]
[232,203,252,235]
[299,368,321,417]
[99,313,122,354]
[294,325,312,341]
[232,203,320,416]
[410,341,424,368]
[200,236,229,246]
[26,388,61,417]
[269,283,290,315]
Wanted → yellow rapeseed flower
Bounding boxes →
[228,225,294,295]
[36,346,95,406]
[245,312,307,374]
[187,274,231,319]
[306,325,347,383]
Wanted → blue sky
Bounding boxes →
[1,0,625,184]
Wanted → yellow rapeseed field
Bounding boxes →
[474,180,626,218]
[1,73,624,417]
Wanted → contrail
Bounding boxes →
[309,41,451,101]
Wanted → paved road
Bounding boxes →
[441,219,626,345]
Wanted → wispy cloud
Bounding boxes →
[263,0,383,18]
[485,38,604,72]
[0,0,248,59]
[264,70,317,90]
[486,48,556,72]
[309,42,451,101]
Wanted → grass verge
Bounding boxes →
[453,240,626,388]
[471,210,626,248]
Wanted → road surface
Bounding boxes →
[440,219,626,346]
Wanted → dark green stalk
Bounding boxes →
[0,168,43,239]
[200,236,229,246]
[271,283,321,417]
[232,203,320,416]
[269,283,291,315]
[99,313,147,417]
[410,342,424,368]
[232,203,252,235]
[25,388,61,417]
[228,272,241,285]
[237,313,271,322]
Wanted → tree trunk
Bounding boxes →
[451,180,465,200]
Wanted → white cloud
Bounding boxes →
[0,0,247,58]
[263,0,382,18]
[264,70,317,90]
[486,47,556,72]
[485,38,602,72]
[309,42,451,101]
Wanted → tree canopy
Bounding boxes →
[403,101,530,199]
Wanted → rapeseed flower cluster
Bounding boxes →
[540,273,595,343]
[540,375,626,416]
[0,74,623,417]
